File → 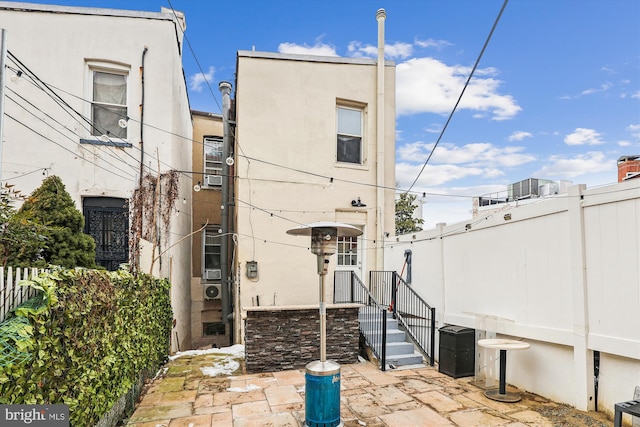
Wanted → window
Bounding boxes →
[91,70,127,139]
[203,227,221,279]
[204,136,223,177]
[337,236,358,266]
[203,322,225,336]
[337,106,362,164]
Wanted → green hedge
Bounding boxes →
[0,268,172,426]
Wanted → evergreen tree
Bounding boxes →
[11,176,97,268]
[0,188,48,267]
[395,193,424,235]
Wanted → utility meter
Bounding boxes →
[246,260,258,279]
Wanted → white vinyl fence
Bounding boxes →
[0,267,46,323]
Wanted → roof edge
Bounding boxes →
[237,50,395,67]
[0,1,174,21]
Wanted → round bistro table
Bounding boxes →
[477,338,530,402]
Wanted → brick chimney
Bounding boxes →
[617,155,640,182]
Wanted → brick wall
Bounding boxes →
[244,305,360,373]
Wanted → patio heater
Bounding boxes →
[286,221,362,427]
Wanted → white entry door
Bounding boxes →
[336,232,364,277]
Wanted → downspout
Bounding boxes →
[139,46,148,187]
[219,81,232,344]
[376,9,386,270]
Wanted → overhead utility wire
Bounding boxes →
[165,0,249,162]
[5,89,137,179]
[405,0,509,194]
[7,53,194,182]
[166,0,222,115]
[8,56,450,197]
[6,58,156,174]
[5,113,133,181]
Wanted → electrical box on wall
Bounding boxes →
[246,261,258,279]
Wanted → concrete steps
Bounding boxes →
[359,308,425,367]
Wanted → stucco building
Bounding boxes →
[0,2,193,352]
[233,43,396,339]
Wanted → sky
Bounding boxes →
[11,0,640,229]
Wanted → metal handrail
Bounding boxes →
[370,271,436,366]
[334,270,388,371]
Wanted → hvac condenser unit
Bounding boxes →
[204,284,222,300]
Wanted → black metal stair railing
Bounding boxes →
[334,270,388,371]
[369,271,436,366]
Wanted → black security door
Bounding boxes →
[83,197,129,271]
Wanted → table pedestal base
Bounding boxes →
[484,389,522,403]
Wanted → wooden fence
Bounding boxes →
[0,267,45,323]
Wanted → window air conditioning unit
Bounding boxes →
[205,175,222,187]
[204,269,221,281]
[204,284,222,300]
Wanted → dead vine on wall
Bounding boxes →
[129,170,179,272]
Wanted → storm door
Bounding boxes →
[83,197,129,271]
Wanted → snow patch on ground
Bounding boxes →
[168,344,245,361]
[168,344,245,377]
[227,384,262,392]
[200,358,240,377]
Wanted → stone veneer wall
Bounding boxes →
[244,305,360,373]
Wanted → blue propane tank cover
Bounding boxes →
[305,360,342,427]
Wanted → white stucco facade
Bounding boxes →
[0,2,193,352]
[233,51,396,329]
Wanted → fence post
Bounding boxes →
[429,307,436,366]
[381,308,387,371]
[391,272,397,319]
[350,271,355,303]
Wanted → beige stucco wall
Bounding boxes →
[0,3,193,352]
[234,52,395,325]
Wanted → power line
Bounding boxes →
[5,59,157,174]
[405,0,509,194]
[5,89,138,179]
[5,113,134,181]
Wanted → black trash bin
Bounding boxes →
[438,325,475,378]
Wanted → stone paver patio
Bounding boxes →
[125,353,610,427]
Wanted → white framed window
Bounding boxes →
[204,136,223,176]
[203,227,222,280]
[337,106,363,164]
[82,60,130,146]
[337,236,358,266]
[91,70,127,139]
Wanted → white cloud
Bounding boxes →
[396,161,485,187]
[618,140,632,147]
[628,124,640,138]
[580,82,612,96]
[534,152,612,178]
[189,66,215,92]
[564,128,605,146]
[508,131,533,141]
[397,141,536,169]
[633,91,640,99]
[424,124,442,134]
[396,57,521,120]
[347,41,413,59]
[415,38,452,50]
[278,41,338,56]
